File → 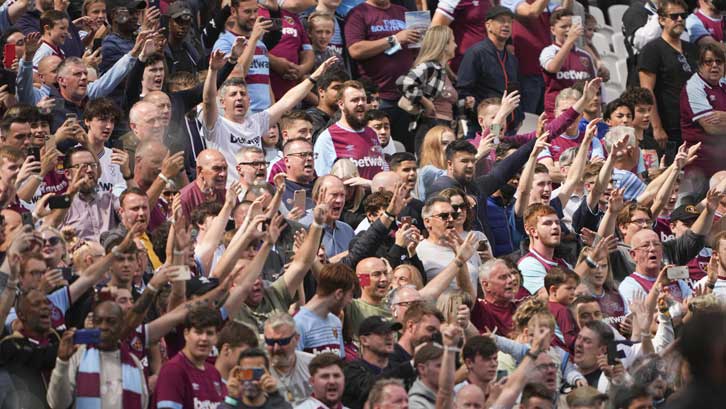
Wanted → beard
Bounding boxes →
[343,106,366,130]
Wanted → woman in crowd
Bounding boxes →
[417,125,456,200]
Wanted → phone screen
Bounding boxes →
[3,44,15,69]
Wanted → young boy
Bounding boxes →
[621,87,657,172]
[366,109,402,157]
[603,98,633,128]
[307,12,343,73]
[34,10,70,69]
[545,267,580,353]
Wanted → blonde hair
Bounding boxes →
[414,26,453,66]
[330,159,364,212]
[419,125,453,169]
[392,264,424,290]
[436,289,474,324]
[577,246,616,291]
[307,11,334,31]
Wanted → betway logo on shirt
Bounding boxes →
[250,59,269,70]
[556,70,591,80]
[193,398,219,409]
[351,155,386,168]
[371,19,405,33]
[282,27,298,37]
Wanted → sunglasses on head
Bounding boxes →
[264,334,295,346]
[44,237,61,246]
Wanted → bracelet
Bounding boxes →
[585,256,598,269]
[453,257,464,268]
[146,283,158,294]
[306,75,318,86]
[383,210,395,219]
[31,174,43,182]
[707,281,716,289]
[525,350,541,360]
[640,333,652,339]
[158,173,173,185]
[173,249,186,256]
[444,346,461,353]
[312,221,324,229]
[228,58,238,65]
[225,396,239,405]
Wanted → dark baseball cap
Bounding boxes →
[108,0,147,11]
[670,204,700,224]
[486,6,515,21]
[358,316,403,337]
[168,1,193,19]
[186,276,219,298]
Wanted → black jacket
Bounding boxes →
[0,331,60,409]
[342,359,416,409]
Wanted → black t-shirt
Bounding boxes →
[584,368,603,387]
[638,38,698,140]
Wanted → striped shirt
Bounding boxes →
[213,31,271,112]
[294,307,345,358]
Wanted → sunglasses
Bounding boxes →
[663,12,687,20]
[44,237,62,246]
[430,211,460,220]
[451,204,467,212]
[264,334,295,346]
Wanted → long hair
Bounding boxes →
[413,26,453,66]
[419,125,453,169]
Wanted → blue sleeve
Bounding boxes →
[501,0,525,13]
[494,335,529,360]
[87,54,137,99]
[0,8,11,34]
[519,257,548,294]
[16,60,41,105]
[686,15,711,44]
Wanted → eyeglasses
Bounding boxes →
[264,334,295,346]
[536,363,558,371]
[430,211,459,220]
[286,152,314,159]
[238,161,268,168]
[70,162,98,170]
[44,237,62,247]
[663,12,688,20]
[629,218,652,227]
[703,59,725,66]
[634,241,663,251]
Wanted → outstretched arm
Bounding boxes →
[268,56,338,124]
[514,132,550,216]
[558,119,600,207]
[202,50,228,130]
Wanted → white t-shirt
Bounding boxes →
[199,110,270,183]
[270,350,314,405]
[97,147,127,197]
[416,237,481,291]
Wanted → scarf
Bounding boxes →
[75,344,143,409]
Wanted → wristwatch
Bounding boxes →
[387,35,396,48]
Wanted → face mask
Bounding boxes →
[499,183,516,201]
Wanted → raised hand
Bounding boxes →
[536,113,548,139]
[141,6,161,32]
[607,188,625,213]
[313,202,330,226]
[310,56,339,79]
[455,231,478,263]
[582,77,603,103]
[225,182,243,208]
[584,118,601,141]
[209,49,228,71]
[440,323,463,347]
[57,328,78,362]
[386,182,409,217]
[24,32,41,59]
[160,151,185,182]
[533,131,551,156]
[500,90,520,116]
[706,188,722,213]
[266,213,286,244]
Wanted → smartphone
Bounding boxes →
[21,212,34,227]
[233,367,265,381]
[28,146,41,162]
[607,340,618,365]
[174,266,192,281]
[92,38,103,51]
[48,195,71,209]
[65,113,77,123]
[73,328,101,345]
[400,216,412,225]
[358,273,371,288]
[3,44,15,69]
[496,370,508,381]
[59,267,73,280]
[264,17,282,31]
[260,218,270,232]
[477,240,488,252]
[489,123,501,145]
[293,189,306,210]
[666,265,689,281]
[110,138,124,150]
[572,15,582,27]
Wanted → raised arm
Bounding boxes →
[514,132,550,216]
[202,49,228,130]
[435,324,463,409]
[267,56,338,125]
[558,119,600,207]
[513,0,549,18]
[543,23,583,75]
[691,188,720,236]
[238,18,272,77]
[196,182,241,274]
[119,265,175,340]
[282,206,325,295]
[587,134,626,211]
[209,199,267,280]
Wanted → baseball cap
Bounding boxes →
[186,276,219,298]
[670,204,700,224]
[566,386,608,407]
[486,6,515,21]
[168,1,193,20]
[358,316,403,337]
[108,0,147,11]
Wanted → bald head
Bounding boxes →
[37,55,62,85]
[371,171,401,193]
[393,286,422,305]
[136,139,168,161]
[197,149,226,167]
[129,100,166,141]
[456,384,485,409]
[710,170,726,189]
[129,101,156,124]
[196,149,228,191]
[143,91,172,127]
[357,257,386,275]
[631,229,659,248]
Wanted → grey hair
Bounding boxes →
[234,145,264,163]
[265,311,297,334]
[603,125,637,153]
[219,77,248,98]
[129,101,156,125]
[478,258,509,282]
[56,56,85,78]
[367,379,406,407]
[554,87,582,109]
[421,195,451,218]
[559,147,577,167]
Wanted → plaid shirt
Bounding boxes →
[396,61,447,106]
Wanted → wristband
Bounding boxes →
[173,249,186,256]
[146,283,158,294]
[158,173,175,188]
[31,174,43,182]
[453,257,464,268]
[707,281,716,289]
[444,346,461,353]
[306,75,318,86]
[526,350,540,360]
[383,210,395,219]
[224,396,239,406]
[585,256,598,269]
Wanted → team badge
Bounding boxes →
[579,56,591,68]
[284,16,295,25]
[332,328,338,338]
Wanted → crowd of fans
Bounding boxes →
[1,0,726,408]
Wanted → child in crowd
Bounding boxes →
[365,109,403,158]
[307,12,344,72]
[545,267,580,353]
